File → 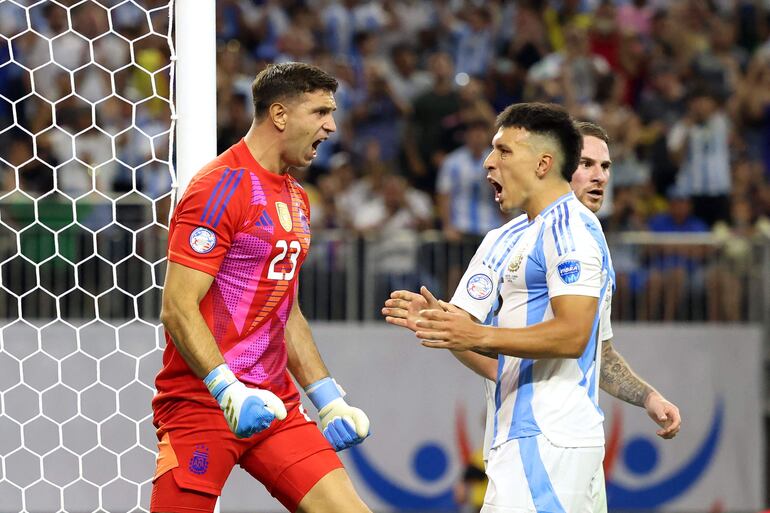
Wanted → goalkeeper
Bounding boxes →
[151,63,371,513]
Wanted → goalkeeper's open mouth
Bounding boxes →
[311,137,326,158]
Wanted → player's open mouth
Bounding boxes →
[310,138,326,157]
[587,188,603,199]
[489,178,503,202]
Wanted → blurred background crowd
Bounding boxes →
[1,0,770,322]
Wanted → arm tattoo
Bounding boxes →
[599,339,654,408]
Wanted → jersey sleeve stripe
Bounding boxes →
[563,203,576,251]
[551,220,563,256]
[200,168,232,224]
[556,204,568,255]
[205,168,240,226]
[211,168,245,228]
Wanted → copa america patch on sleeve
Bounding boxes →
[557,260,581,284]
[189,227,217,254]
[467,273,493,300]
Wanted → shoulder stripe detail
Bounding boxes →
[200,168,232,224]
[482,218,529,268]
[539,191,572,217]
[563,203,575,251]
[211,168,244,228]
[203,168,237,226]
[556,204,567,255]
[551,218,563,256]
[492,228,529,273]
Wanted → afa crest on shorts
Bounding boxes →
[188,444,209,475]
[557,260,581,284]
[189,227,217,254]
[467,273,493,300]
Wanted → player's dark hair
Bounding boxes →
[575,120,609,144]
[251,62,338,120]
[495,103,582,181]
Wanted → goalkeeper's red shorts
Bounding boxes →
[150,400,343,513]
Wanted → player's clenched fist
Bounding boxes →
[204,364,287,438]
[305,377,370,451]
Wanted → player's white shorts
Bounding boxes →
[482,434,605,513]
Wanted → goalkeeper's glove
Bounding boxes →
[305,377,370,451]
[204,364,287,438]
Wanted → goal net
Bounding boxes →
[0,1,176,511]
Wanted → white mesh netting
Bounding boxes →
[0,1,175,511]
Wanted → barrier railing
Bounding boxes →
[1,199,767,325]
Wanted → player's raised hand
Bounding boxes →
[305,377,370,451]
[382,286,442,332]
[644,391,681,439]
[416,300,487,351]
[204,364,287,438]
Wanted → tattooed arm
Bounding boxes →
[600,339,652,406]
[600,339,682,439]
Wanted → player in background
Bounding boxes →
[383,120,681,512]
[571,122,680,442]
[151,63,372,513]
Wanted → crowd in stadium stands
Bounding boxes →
[209,0,770,240]
[2,0,770,321]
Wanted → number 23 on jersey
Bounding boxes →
[267,240,301,281]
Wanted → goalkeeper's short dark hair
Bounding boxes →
[251,62,338,121]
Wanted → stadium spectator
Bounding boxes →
[667,85,732,226]
[645,187,710,321]
[403,51,461,193]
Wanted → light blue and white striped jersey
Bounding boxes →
[452,192,613,449]
[667,113,731,196]
[437,146,502,235]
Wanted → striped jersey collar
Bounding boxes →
[538,191,575,219]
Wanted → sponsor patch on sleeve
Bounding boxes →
[467,273,493,300]
[189,227,217,254]
[557,260,581,284]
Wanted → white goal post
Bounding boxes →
[0,1,215,512]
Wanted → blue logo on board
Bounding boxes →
[348,443,455,510]
[606,399,723,508]
[557,260,581,284]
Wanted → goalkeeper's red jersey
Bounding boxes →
[153,139,310,412]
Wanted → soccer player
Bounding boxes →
[151,63,372,513]
[418,103,606,512]
[383,118,681,512]
[570,122,681,444]
[384,102,602,512]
